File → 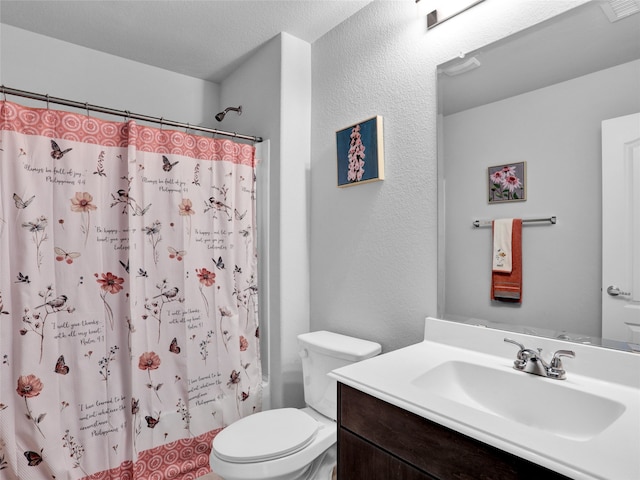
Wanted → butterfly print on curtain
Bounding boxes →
[1,100,260,480]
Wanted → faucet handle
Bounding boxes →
[504,338,527,369]
[550,349,575,368]
[548,349,575,379]
[504,337,525,352]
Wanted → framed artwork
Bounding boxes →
[488,161,526,203]
[336,115,384,187]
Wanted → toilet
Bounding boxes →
[210,331,382,480]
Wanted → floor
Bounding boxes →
[198,466,337,480]
[198,473,223,480]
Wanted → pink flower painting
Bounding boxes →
[488,162,526,203]
[336,116,384,187]
[347,124,366,183]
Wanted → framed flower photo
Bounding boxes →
[336,116,384,187]
[488,161,526,203]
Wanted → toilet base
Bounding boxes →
[305,444,336,480]
[212,444,335,480]
[210,408,337,480]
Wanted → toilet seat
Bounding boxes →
[213,408,319,463]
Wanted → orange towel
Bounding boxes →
[491,218,522,303]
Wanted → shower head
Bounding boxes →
[215,106,242,122]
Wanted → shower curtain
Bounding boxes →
[0,100,261,480]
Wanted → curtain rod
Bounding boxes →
[1,85,263,144]
[473,216,557,228]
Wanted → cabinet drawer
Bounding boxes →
[338,428,435,480]
[338,383,571,480]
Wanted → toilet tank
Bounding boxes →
[298,331,381,420]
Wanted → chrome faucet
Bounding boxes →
[504,338,575,380]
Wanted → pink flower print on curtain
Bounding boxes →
[196,267,215,315]
[70,192,97,247]
[139,352,163,402]
[178,198,195,243]
[0,100,261,480]
[96,272,125,330]
[16,374,46,438]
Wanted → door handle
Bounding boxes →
[607,285,631,297]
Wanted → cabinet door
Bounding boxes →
[338,383,571,480]
[338,428,435,480]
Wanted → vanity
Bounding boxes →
[337,383,569,479]
[330,318,640,480]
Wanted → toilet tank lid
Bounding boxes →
[298,331,381,361]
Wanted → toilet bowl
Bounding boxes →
[211,407,336,480]
[210,331,381,480]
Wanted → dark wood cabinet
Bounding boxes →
[337,383,572,480]
[340,428,435,480]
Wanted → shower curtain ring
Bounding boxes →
[46,94,50,109]
[85,102,90,117]
[124,110,131,122]
[1,86,6,102]
[185,123,190,133]
[160,117,164,130]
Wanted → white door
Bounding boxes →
[602,113,640,344]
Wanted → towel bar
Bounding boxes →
[472,216,557,228]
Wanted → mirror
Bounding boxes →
[437,1,640,351]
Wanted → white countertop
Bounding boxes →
[330,317,640,480]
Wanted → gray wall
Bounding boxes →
[443,59,640,338]
[219,33,312,409]
[309,0,588,353]
[0,25,220,127]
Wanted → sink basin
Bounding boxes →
[331,318,640,479]
[411,360,626,441]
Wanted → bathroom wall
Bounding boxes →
[0,24,220,126]
[220,33,312,410]
[309,0,588,354]
[444,59,640,337]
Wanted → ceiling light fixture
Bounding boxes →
[440,56,481,76]
[416,0,486,29]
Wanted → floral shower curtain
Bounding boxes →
[0,100,261,480]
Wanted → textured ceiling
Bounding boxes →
[439,1,640,115]
[0,0,372,83]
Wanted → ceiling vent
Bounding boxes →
[600,0,640,22]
